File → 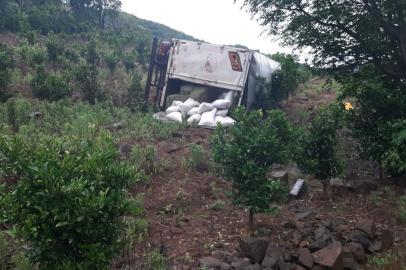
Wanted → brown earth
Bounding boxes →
[113,88,406,270]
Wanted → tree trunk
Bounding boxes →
[248,209,255,235]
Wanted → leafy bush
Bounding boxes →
[75,64,104,104]
[0,44,14,102]
[46,33,65,65]
[103,49,120,72]
[297,104,344,192]
[31,65,71,101]
[382,119,406,177]
[396,195,406,224]
[186,143,206,170]
[340,66,406,179]
[0,132,143,269]
[211,108,293,231]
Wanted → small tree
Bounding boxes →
[211,108,293,232]
[297,104,344,194]
[0,44,14,102]
[31,65,71,101]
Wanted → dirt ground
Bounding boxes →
[122,85,406,269]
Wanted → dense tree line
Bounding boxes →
[240,0,406,178]
[0,0,122,33]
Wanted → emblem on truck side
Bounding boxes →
[228,52,243,72]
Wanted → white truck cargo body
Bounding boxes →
[158,39,281,109]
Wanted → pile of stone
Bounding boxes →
[199,218,394,270]
[157,91,236,127]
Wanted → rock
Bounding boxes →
[330,178,349,188]
[314,226,330,240]
[242,263,260,270]
[342,254,359,270]
[271,169,289,186]
[112,122,123,130]
[29,112,44,119]
[231,257,251,269]
[312,242,344,270]
[119,144,132,157]
[283,220,297,230]
[380,229,394,251]
[350,179,379,192]
[261,245,283,269]
[199,257,222,269]
[309,234,333,252]
[369,240,382,253]
[295,210,312,221]
[220,263,231,270]
[291,231,302,246]
[355,219,376,238]
[348,230,371,249]
[239,237,269,263]
[293,265,306,270]
[344,242,366,263]
[298,248,313,268]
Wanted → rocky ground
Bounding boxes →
[120,84,406,270]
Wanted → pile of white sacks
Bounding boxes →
[164,92,236,127]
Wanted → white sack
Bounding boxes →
[198,102,215,114]
[215,116,236,127]
[187,107,200,116]
[213,99,231,109]
[198,108,217,127]
[216,109,228,117]
[187,114,201,125]
[166,105,180,114]
[180,98,199,116]
[220,91,235,102]
[172,100,183,106]
[166,112,183,123]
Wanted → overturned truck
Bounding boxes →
[144,38,280,127]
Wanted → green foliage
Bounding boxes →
[46,33,65,65]
[382,120,406,177]
[270,53,305,102]
[396,195,406,224]
[127,72,144,110]
[297,104,344,190]
[340,66,406,175]
[103,49,120,72]
[17,42,47,67]
[240,0,406,82]
[75,64,103,104]
[147,250,167,270]
[0,1,23,32]
[0,44,14,102]
[31,65,71,101]
[186,143,206,170]
[0,132,142,269]
[211,108,293,215]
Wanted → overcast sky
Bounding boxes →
[121,0,293,56]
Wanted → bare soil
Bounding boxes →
[119,89,406,269]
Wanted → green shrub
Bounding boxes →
[211,108,293,231]
[396,195,406,224]
[297,104,344,193]
[75,64,104,104]
[0,44,14,102]
[382,120,406,177]
[0,132,143,269]
[103,49,120,72]
[31,65,71,101]
[147,250,167,270]
[340,66,406,179]
[46,33,65,66]
[186,143,206,170]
